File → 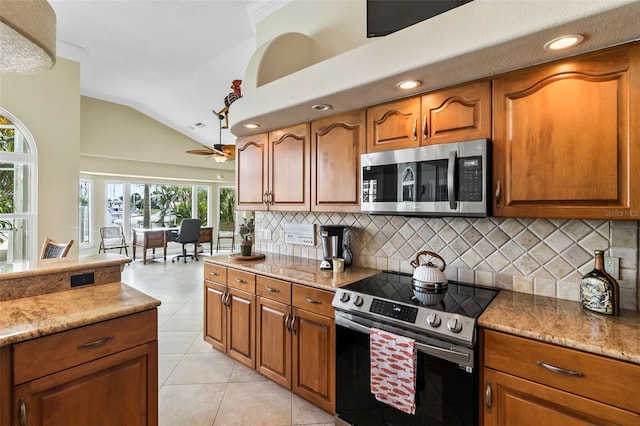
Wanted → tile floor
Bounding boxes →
[122,254,335,426]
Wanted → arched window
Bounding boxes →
[0,108,38,261]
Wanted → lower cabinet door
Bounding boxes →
[204,281,227,353]
[483,368,640,426]
[13,343,157,426]
[291,308,335,414]
[256,297,292,388]
[227,287,256,368]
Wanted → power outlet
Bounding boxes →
[604,256,620,280]
[260,228,272,241]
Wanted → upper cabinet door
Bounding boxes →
[236,133,269,211]
[268,123,311,211]
[366,97,421,152]
[311,110,365,212]
[421,81,491,145]
[492,44,640,219]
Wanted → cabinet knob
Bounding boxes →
[495,181,501,209]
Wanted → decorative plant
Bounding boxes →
[238,218,255,242]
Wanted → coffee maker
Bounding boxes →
[319,225,352,270]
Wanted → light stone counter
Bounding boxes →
[0,282,160,347]
[0,253,131,280]
[479,290,640,365]
[204,253,381,291]
[0,254,160,347]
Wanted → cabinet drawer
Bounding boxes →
[483,329,640,413]
[228,268,256,293]
[13,309,157,385]
[145,232,165,246]
[257,276,291,304]
[292,284,334,318]
[204,262,227,285]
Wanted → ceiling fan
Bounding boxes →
[187,143,235,163]
[186,109,235,163]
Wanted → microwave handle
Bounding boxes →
[448,150,457,210]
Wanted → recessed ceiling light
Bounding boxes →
[544,34,584,51]
[397,80,421,90]
[311,104,332,111]
[243,123,260,129]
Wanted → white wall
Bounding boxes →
[0,58,81,257]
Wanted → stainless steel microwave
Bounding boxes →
[361,139,491,217]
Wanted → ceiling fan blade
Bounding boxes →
[186,144,235,161]
[186,149,216,156]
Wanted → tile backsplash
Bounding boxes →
[254,212,639,311]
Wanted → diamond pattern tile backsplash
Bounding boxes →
[254,212,639,311]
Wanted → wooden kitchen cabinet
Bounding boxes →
[11,309,158,426]
[492,43,640,219]
[482,329,640,425]
[236,124,310,212]
[311,110,366,212]
[255,277,335,413]
[256,275,292,389]
[366,97,421,152]
[291,284,335,413]
[235,133,269,211]
[421,80,491,145]
[204,264,256,368]
[367,82,491,152]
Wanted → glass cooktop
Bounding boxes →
[342,271,499,319]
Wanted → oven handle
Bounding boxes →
[335,314,471,363]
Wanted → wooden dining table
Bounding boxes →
[132,227,213,264]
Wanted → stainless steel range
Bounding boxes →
[332,270,499,426]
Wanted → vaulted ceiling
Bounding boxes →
[50,0,286,148]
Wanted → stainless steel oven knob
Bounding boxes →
[353,295,364,307]
[339,292,351,303]
[426,313,441,327]
[447,317,463,333]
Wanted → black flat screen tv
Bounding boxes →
[367,0,473,38]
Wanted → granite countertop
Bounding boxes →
[0,282,160,347]
[480,290,640,365]
[0,253,131,281]
[204,253,381,291]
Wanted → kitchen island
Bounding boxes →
[0,254,160,425]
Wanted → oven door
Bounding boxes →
[335,312,477,426]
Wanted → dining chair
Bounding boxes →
[172,218,202,263]
[40,238,74,259]
[98,226,129,256]
[216,221,235,252]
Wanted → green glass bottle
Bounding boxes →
[580,250,620,316]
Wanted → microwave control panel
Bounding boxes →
[458,156,482,201]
